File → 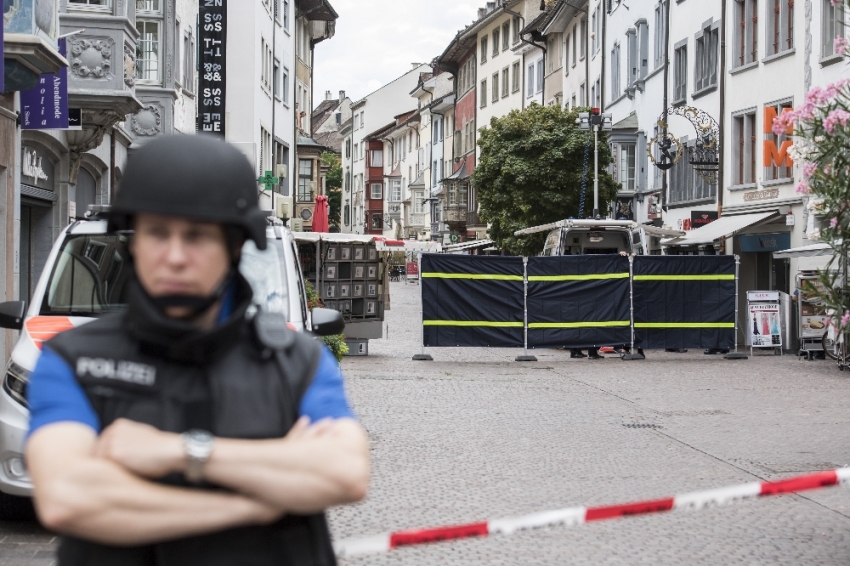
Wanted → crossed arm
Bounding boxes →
[26,416,369,546]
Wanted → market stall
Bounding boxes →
[293,233,392,355]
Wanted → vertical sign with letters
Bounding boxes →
[20,39,69,130]
[198,0,227,137]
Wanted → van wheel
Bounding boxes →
[0,491,35,521]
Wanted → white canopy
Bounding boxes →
[292,232,379,244]
[663,212,777,246]
[772,242,833,259]
[444,239,494,253]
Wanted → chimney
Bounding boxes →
[339,90,345,101]
[325,90,332,101]
[486,2,495,13]
[411,62,421,70]
[477,7,486,19]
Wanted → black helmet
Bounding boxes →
[108,134,267,250]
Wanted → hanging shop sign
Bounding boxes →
[20,38,69,130]
[198,0,227,137]
[690,210,718,229]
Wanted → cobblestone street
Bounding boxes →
[2,280,850,565]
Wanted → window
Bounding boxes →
[565,32,571,74]
[579,82,586,105]
[370,183,382,200]
[502,22,510,50]
[767,0,794,55]
[273,59,281,99]
[182,30,195,92]
[572,27,578,66]
[536,59,544,93]
[282,67,290,104]
[492,72,500,103]
[391,179,402,202]
[69,0,109,6]
[345,140,351,159]
[414,192,426,214]
[458,183,468,206]
[259,127,272,176]
[502,67,509,98]
[548,35,560,73]
[617,143,636,192]
[673,42,687,103]
[594,77,601,107]
[370,214,383,230]
[638,19,649,80]
[369,149,383,168]
[136,0,162,83]
[353,143,358,161]
[493,28,500,57]
[611,42,621,98]
[694,22,719,92]
[591,9,598,54]
[512,61,521,92]
[513,16,521,44]
[654,1,667,69]
[822,0,846,58]
[734,0,759,67]
[283,0,290,29]
[732,109,758,186]
[669,137,715,204]
[580,17,587,59]
[344,205,350,226]
[481,35,488,64]
[457,56,476,95]
[297,159,313,202]
[764,100,794,182]
[481,79,488,107]
[627,28,638,85]
[261,39,274,93]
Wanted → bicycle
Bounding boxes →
[821,329,850,370]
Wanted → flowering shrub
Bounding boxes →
[304,280,349,361]
[772,5,850,333]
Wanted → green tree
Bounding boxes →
[322,151,342,231]
[473,104,619,256]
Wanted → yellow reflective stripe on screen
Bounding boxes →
[528,273,630,282]
[529,321,631,329]
[421,273,524,281]
[423,320,524,327]
[633,275,735,281]
[634,323,735,329]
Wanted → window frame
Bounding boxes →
[512,61,521,93]
[480,78,488,108]
[370,182,383,200]
[136,3,164,84]
[673,40,688,104]
[492,72,500,103]
[481,35,488,64]
[501,67,510,98]
[492,28,500,58]
[297,159,313,203]
[68,0,111,12]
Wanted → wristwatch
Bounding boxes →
[182,429,215,483]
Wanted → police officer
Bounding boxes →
[25,135,369,566]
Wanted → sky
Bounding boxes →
[313,0,480,107]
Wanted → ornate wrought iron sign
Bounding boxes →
[650,106,720,184]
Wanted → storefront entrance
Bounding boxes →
[19,199,53,303]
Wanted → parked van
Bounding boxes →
[515,219,684,256]
[0,210,337,518]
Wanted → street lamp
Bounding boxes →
[577,108,613,219]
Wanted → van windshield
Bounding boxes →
[41,234,133,316]
[40,233,290,319]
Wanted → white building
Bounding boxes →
[340,64,430,235]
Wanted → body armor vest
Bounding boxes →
[44,277,337,566]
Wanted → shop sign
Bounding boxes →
[198,0,227,137]
[690,210,718,229]
[798,278,829,338]
[20,39,69,130]
[743,188,780,202]
[764,106,794,168]
[21,147,54,190]
[738,233,791,253]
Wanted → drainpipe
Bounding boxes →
[718,0,726,218]
[110,130,116,203]
[660,0,670,219]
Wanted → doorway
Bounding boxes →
[20,199,53,303]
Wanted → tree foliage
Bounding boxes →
[322,151,342,231]
[473,104,619,256]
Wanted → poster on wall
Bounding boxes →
[198,0,227,137]
[20,38,68,130]
[748,304,783,348]
[798,278,830,339]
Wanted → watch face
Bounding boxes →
[186,429,214,444]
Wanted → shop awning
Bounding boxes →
[663,212,777,247]
[444,239,494,253]
[772,242,833,259]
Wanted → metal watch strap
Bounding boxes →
[182,430,214,483]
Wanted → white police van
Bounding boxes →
[0,208,339,518]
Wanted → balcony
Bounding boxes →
[444,205,467,224]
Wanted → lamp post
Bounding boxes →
[577,108,613,219]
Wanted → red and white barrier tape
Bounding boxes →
[334,467,850,557]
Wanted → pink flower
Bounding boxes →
[831,217,839,228]
[772,110,797,135]
[796,180,811,194]
[802,162,817,179]
[823,109,850,135]
[842,311,850,328]
[836,37,850,56]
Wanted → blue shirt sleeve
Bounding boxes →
[26,348,100,438]
[298,345,356,422]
